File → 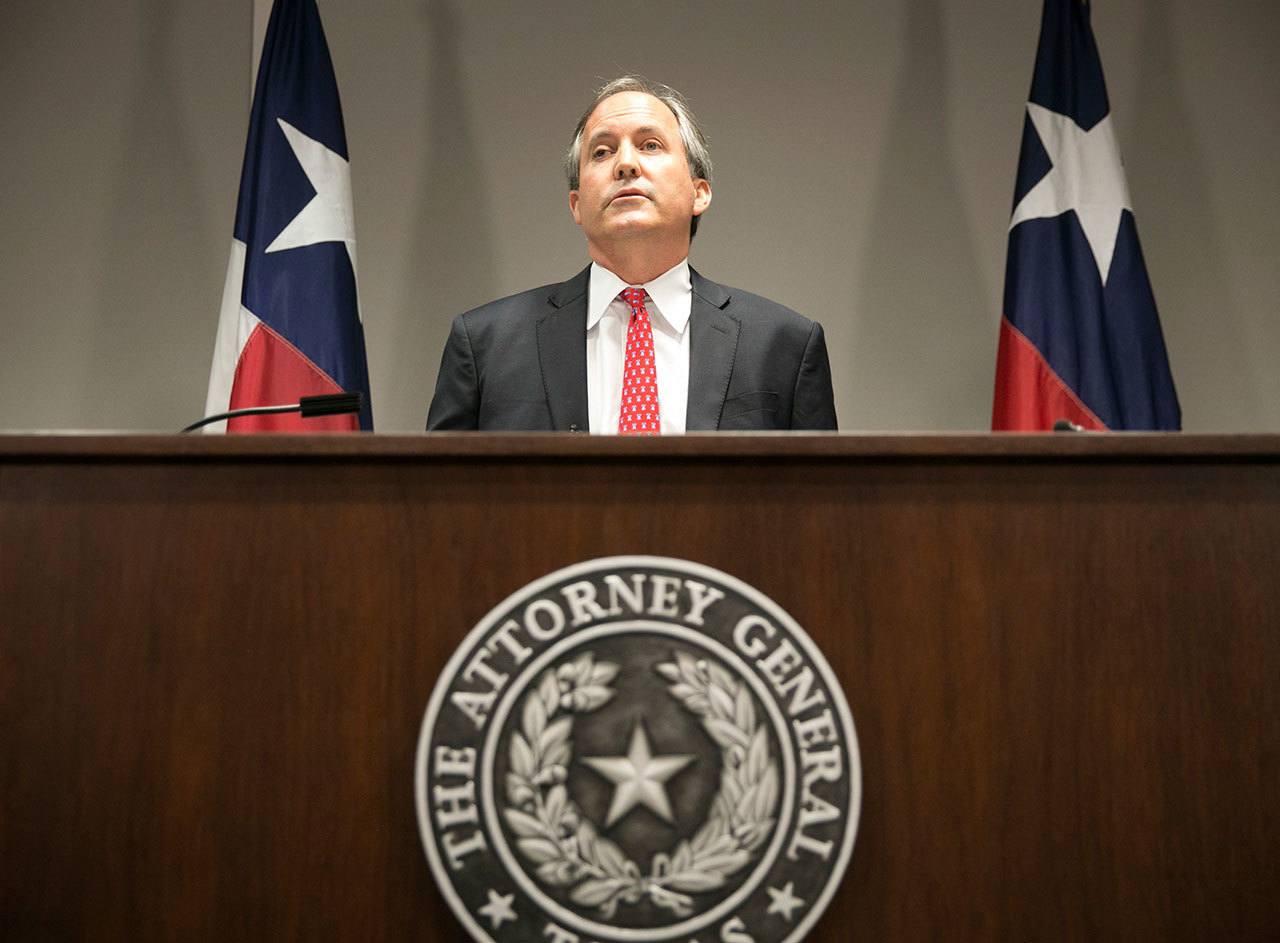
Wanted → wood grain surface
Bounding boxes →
[1,435,1276,940]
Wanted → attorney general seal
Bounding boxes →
[415,557,861,943]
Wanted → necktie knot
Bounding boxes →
[622,287,646,311]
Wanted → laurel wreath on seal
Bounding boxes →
[503,650,780,919]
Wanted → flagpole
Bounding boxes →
[252,0,270,92]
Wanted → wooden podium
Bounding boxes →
[2,434,1277,940]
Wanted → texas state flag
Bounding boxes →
[992,0,1179,431]
[205,0,372,432]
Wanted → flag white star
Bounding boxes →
[265,117,357,273]
[581,723,694,828]
[1009,102,1131,285]
[766,881,805,921]
[477,888,516,930]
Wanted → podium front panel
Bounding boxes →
[1,434,1277,940]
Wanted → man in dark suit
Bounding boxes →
[426,76,837,433]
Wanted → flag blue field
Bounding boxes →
[992,0,1179,431]
[205,0,372,432]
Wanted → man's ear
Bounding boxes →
[692,179,712,217]
[569,190,581,226]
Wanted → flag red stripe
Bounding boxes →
[992,316,1107,431]
[228,322,357,432]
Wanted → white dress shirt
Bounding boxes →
[586,259,692,434]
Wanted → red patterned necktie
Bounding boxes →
[618,287,661,435]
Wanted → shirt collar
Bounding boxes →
[586,259,693,334]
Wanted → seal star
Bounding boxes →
[766,881,805,921]
[581,722,694,827]
[477,888,516,930]
[1009,102,1131,285]
[265,117,357,269]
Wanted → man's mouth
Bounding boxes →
[609,188,649,204]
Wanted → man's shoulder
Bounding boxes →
[458,282,562,319]
[454,269,589,330]
[693,270,817,333]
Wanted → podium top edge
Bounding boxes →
[1,431,1279,464]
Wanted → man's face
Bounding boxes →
[569,92,711,253]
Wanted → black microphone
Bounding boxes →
[180,392,363,433]
[1052,418,1086,432]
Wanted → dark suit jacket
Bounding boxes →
[426,266,837,431]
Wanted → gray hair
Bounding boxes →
[565,76,713,238]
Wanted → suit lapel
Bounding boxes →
[536,267,590,431]
[686,268,738,430]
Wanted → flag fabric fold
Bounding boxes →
[205,0,372,432]
[992,0,1179,431]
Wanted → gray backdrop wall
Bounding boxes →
[2,1,1276,432]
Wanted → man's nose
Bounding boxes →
[613,140,640,179]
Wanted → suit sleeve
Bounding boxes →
[425,315,480,430]
[791,321,838,430]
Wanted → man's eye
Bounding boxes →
[642,140,662,151]
[592,147,611,159]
